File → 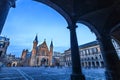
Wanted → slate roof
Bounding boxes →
[79,41,99,49]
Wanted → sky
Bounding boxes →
[1,0,96,57]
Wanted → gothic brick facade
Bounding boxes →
[21,35,53,67]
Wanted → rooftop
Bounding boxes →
[79,41,99,49]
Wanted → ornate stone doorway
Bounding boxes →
[41,58,47,66]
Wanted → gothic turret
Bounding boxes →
[50,40,53,53]
[50,40,53,48]
[21,49,28,60]
[30,35,38,66]
[49,40,53,65]
[33,35,38,48]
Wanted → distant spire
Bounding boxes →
[44,38,46,42]
[50,40,53,47]
[43,39,46,44]
[34,34,38,43]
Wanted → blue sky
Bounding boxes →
[2,0,96,57]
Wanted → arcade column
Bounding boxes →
[0,0,16,34]
[98,34,120,80]
[67,24,85,80]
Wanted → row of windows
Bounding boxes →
[65,57,71,61]
[81,61,104,67]
[80,47,100,56]
[81,55,102,61]
[60,55,103,63]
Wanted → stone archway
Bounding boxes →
[88,62,91,68]
[96,61,99,68]
[11,62,17,67]
[92,62,95,68]
[1,0,120,80]
[101,61,104,68]
[78,19,120,79]
[41,58,47,66]
[7,62,11,67]
[36,58,39,66]
[81,62,84,67]
[13,63,16,67]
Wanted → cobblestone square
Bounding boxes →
[0,67,105,80]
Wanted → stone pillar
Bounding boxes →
[98,34,120,80]
[67,24,85,80]
[0,0,16,34]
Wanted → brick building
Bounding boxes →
[21,35,53,67]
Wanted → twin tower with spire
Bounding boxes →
[21,35,53,67]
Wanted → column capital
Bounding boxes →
[8,0,16,8]
[67,24,78,30]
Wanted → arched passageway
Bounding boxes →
[7,62,11,67]
[96,61,99,68]
[13,63,15,67]
[88,62,91,68]
[41,58,47,66]
[92,62,95,68]
[11,62,17,67]
[1,0,120,80]
[101,61,104,68]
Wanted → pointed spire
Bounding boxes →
[44,38,46,42]
[50,40,53,47]
[33,34,38,43]
[43,38,46,43]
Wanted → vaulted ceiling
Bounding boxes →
[35,0,120,43]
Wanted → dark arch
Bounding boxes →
[37,58,39,65]
[88,62,91,68]
[41,58,46,62]
[95,56,98,60]
[91,57,94,60]
[96,61,99,68]
[81,62,84,67]
[111,23,120,44]
[111,23,120,33]
[77,21,100,40]
[101,61,104,68]
[41,58,47,66]
[85,62,87,68]
[13,63,16,67]
[7,62,11,67]
[92,62,95,68]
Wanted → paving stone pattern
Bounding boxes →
[0,67,105,80]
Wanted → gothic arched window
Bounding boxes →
[42,50,45,56]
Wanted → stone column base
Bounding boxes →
[71,74,85,80]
